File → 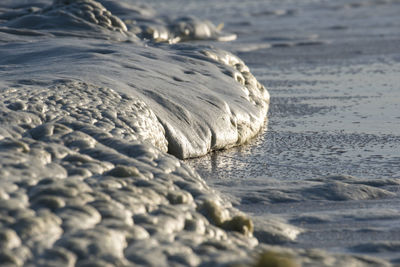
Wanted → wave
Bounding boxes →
[0,0,269,159]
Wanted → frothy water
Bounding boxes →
[0,0,268,266]
[1,0,399,266]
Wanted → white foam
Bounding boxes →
[0,0,267,265]
[0,35,269,158]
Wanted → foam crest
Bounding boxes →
[3,0,132,40]
[140,16,237,43]
[0,35,270,158]
[51,0,128,30]
[1,0,237,43]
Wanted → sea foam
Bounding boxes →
[1,1,391,266]
[1,0,269,159]
[0,0,268,266]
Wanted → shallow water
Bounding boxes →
[182,0,400,263]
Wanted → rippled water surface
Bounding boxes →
[179,0,400,262]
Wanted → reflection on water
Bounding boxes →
[179,0,400,262]
[186,52,400,263]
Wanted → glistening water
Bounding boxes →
[182,0,400,262]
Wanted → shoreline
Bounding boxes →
[1,0,399,266]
